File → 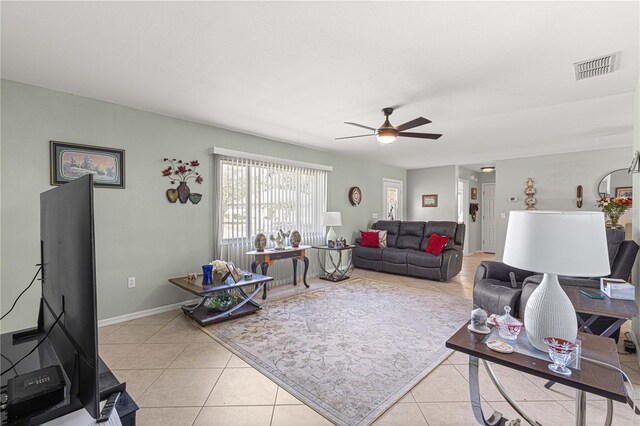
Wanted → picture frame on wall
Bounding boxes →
[471,187,478,200]
[422,194,438,208]
[50,141,125,188]
[616,187,632,198]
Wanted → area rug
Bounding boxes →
[201,277,470,425]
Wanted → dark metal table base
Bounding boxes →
[317,248,354,282]
[181,283,264,326]
[469,355,613,426]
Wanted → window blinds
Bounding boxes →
[213,154,328,286]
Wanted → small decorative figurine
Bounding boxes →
[525,178,536,211]
[187,273,198,282]
[290,230,301,248]
[468,308,490,334]
[270,229,290,250]
[254,233,267,252]
[328,240,335,248]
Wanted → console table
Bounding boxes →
[446,321,627,426]
[246,246,310,299]
[169,273,273,326]
[312,245,355,282]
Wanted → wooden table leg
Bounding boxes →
[292,258,298,286]
[302,256,309,288]
[260,262,269,299]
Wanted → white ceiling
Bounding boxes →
[2,1,638,170]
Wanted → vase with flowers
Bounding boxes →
[162,158,204,204]
[597,196,632,228]
[209,260,229,284]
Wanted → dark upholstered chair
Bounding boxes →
[352,220,465,281]
[473,228,639,340]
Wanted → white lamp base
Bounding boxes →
[326,226,337,244]
[523,273,578,352]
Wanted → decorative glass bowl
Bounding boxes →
[544,337,577,376]
[494,306,522,341]
[205,294,239,311]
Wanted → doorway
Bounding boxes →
[457,179,470,256]
[482,183,496,253]
[382,178,403,221]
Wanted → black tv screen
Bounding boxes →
[40,174,99,419]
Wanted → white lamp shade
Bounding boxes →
[503,211,610,277]
[322,212,342,227]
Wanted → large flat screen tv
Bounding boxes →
[40,174,99,419]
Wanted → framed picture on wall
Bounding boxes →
[616,187,632,198]
[471,187,478,200]
[422,194,438,207]
[50,141,125,188]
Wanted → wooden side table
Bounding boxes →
[246,245,310,299]
[446,321,627,426]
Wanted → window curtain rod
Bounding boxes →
[208,147,333,172]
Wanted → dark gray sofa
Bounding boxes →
[352,220,465,281]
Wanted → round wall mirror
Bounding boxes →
[597,168,632,198]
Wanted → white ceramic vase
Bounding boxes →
[524,273,577,352]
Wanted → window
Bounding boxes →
[214,154,328,284]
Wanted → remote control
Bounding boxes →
[96,392,120,423]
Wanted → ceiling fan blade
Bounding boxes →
[344,122,376,131]
[335,134,374,140]
[398,132,442,140]
[396,117,431,132]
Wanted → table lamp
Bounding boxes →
[503,211,610,352]
[323,212,342,244]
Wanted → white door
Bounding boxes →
[482,183,496,253]
[382,179,403,220]
[457,179,470,256]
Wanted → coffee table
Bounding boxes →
[446,322,627,426]
[168,274,273,326]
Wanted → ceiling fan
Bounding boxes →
[336,107,442,144]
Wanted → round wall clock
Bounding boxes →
[349,186,362,206]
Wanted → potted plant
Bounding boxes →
[162,158,204,203]
[597,196,632,228]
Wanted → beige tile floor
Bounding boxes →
[100,253,640,425]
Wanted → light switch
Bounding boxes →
[372,213,379,219]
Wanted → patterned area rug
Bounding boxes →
[201,277,470,425]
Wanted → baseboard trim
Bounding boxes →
[98,298,199,327]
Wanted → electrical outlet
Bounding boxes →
[501,213,506,219]
[127,277,136,288]
[372,213,379,219]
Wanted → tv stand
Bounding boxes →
[0,330,137,425]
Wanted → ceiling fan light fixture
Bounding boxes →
[376,128,397,144]
[481,166,495,173]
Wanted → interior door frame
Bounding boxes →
[382,178,403,221]
[457,178,471,256]
[481,182,496,253]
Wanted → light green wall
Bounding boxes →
[0,80,405,332]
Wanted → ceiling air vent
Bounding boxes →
[574,52,619,80]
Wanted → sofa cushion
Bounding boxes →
[361,231,379,248]
[382,247,409,264]
[426,234,449,256]
[396,221,426,250]
[407,251,442,268]
[372,221,401,247]
[353,245,383,261]
[421,222,458,251]
[369,229,387,248]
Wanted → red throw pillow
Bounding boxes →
[426,234,449,255]
[361,231,380,248]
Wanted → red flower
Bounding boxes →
[162,168,172,177]
[190,160,200,167]
[196,176,204,184]
[177,165,188,174]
